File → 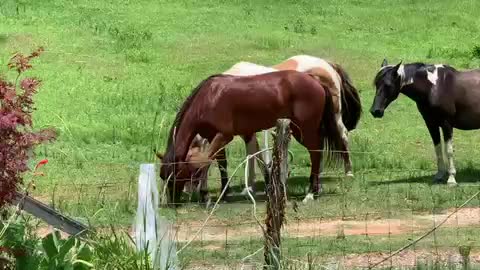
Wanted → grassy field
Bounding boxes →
[1,0,480,267]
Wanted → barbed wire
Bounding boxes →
[28,146,480,269]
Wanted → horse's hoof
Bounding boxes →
[205,198,212,209]
[447,177,458,187]
[302,193,315,204]
[346,172,354,178]
[240,186,254,196]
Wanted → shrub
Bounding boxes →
[0,47,56,206]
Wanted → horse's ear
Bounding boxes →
[392,61,402,72]
[381,59,388,67]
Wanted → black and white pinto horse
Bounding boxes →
[371,59,480,185]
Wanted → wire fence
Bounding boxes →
[29,139,480,270]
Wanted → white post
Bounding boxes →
[263,130,272,172]
[134,163,177,270]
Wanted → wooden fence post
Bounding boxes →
[264,119,290,269]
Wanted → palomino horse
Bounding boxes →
[371,59,480,185]
[186,55,361,201]
[158,70,344,203]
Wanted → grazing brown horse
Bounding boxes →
[158,70,344,203]
[185,55,361,202]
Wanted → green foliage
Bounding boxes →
[0,211,94,270]
[1,0,480,267]
[90,227,154,270]
[0,213,41,270]
[39,230,93,270]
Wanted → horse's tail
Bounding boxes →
[329,62,362,131]
[320,84,344,165]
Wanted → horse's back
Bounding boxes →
[443,69,480,129]
[205,70,326,134]
[223,61,276,76]
[453,69,480,94]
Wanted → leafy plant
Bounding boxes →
[0,212,41,270]
[39,230,93,270]
[0,47,57,206]
[91,226,149,270]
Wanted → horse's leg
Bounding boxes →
[257,135,271,184]
[241,135,257,196]
[419,106,446,183]
[216,148,231,199]
[291,127,322,203]
[318,138,325,174]
[198,166,211,207]
[427,121,446,182]
[207,133,234,198]
[441,123,457,186]
[207,133,234,158]
[336,114,353,177]
[261,130,272,179]
[304,140,322,204]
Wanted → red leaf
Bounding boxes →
[34,159,49,170]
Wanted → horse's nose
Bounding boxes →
[370,109,384,118]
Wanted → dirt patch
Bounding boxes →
[34,207,480,254]
[36,226,69,239]
[174,208,480,242]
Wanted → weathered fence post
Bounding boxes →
[264,119,290,269]
[134,163,177,270]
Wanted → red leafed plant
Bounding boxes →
[0,47,56,206]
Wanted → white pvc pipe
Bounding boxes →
[134,163,177,269]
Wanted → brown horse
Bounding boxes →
[158,70,344,203]
[184,56,361,202]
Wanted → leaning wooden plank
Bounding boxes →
[11,191,88,236]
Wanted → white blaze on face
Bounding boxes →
[222,61,277,76]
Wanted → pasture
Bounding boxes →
[1,0,480,268]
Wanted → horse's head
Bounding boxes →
[157,139,211,203]
[370,59,403,118]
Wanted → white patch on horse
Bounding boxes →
[223,62,277,76]
[302,193,314,204]
[426,65,444,86]
[434,143,446,181]
[289,55,341,93]
[445,139,457,185]
[240,186,254,196]
[397,65,413,88]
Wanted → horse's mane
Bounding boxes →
[374,62,432,86]
[163,74,226,164]
[374,65,396,86]
[328,61,362,131]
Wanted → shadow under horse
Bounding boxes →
[369,167,480,186]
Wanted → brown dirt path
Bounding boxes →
[36,207,479,241]
[173,207,480,242]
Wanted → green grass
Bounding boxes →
[2,0,480,267]
[180,226,480,267]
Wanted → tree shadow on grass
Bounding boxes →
[369,167,480,186]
